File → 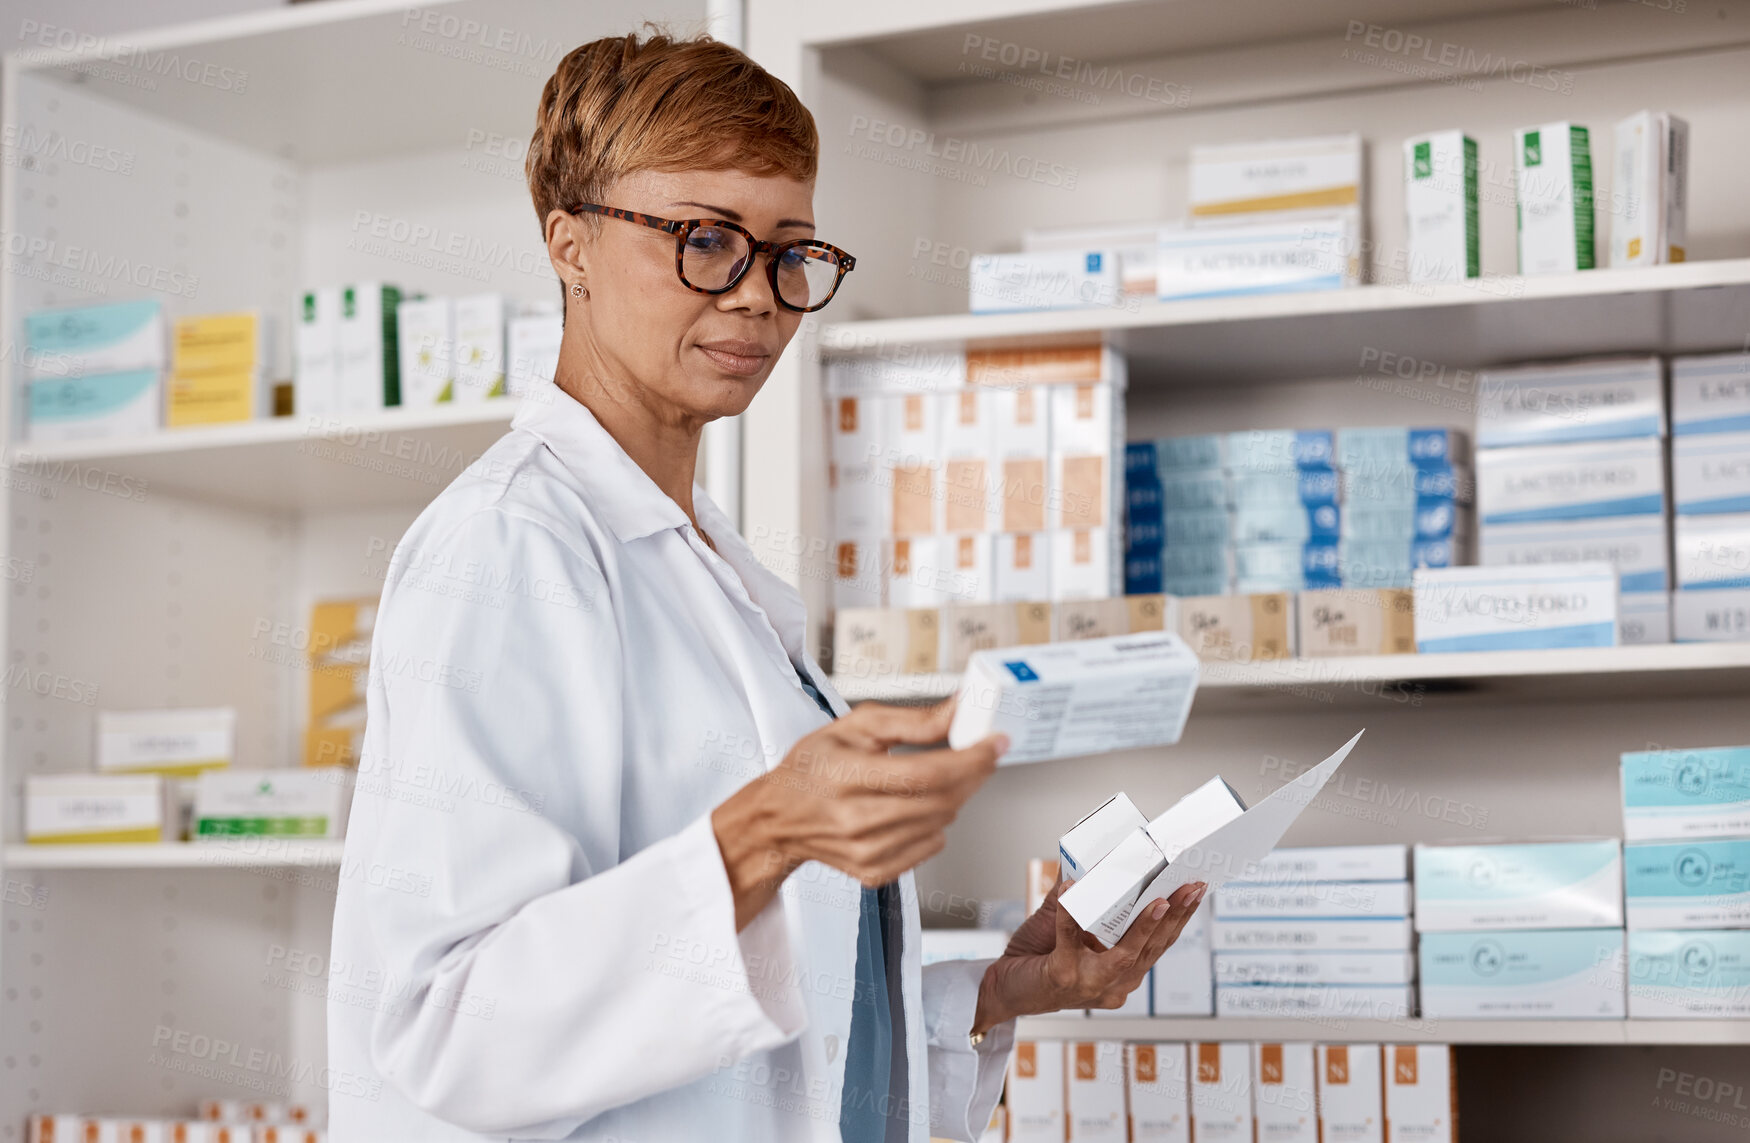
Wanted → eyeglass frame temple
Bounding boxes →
[569,202,856,312]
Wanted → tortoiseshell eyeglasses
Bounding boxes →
[571,203,856,313]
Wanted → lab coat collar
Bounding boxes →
[695,486,810,666]
[511,381,691,543]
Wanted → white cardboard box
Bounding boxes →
[1513,122,1595,275]
[25,774,171,844]
[1127,1043,1191,1143]
[1671,352,1750,437]
[1025,221,1165,296]
[295,288,341,418]
[1627,929,1750,1017]
[1673,436,1750,516]
[1050,527,1113,600]
[98,708,235,776]
[970,249,1123,313]
[192,770,350,840]
[1252,1042,1317,1143]
[1156,216,1355,299]
[1060,793,1149,881]
[1413,840,1623,931]
[939,388,999,534]
[1610,111,1689,268]
[1624,839,1750,929]
[1476,438,1665,525]
[1674,514,1750,590]
[1212,918,1414,952]
[395,296,454,406]
[337,282,401,413]
[831,535,884,611]
[1672,588,1750,641]
[1008,1040,1066,1143]
[1066,1040,1128,1141]
[1620,745,1750,842]
[947,632,1199,765]
[1214,881,1412,920]
[993,531,1052,601]
[991,384,1052,534]
[1618,590,1672,645]
[1151,908,1214,1015]
[452,292,507,402]
[1215,985,1413,1021]
[831,393,892,536]
[1190,133,1364,223]
[1480,515,1670,595]
[1418,929,1626,1018]
[1383,1045,1455,1143]
[1317,1045,1385,1143]
[506,310,562,398]
[1412,563,1620,653]
[889,390,944,536]
[1475,356,1664,447]
[1403,131,1478,284]
[1215,950,1416,986]
[1190,1042,1254,1143]
[1239,845,1409,885]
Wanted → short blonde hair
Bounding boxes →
[526,30,818,229]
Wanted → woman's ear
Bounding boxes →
[545,209,590,295]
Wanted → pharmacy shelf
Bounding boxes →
[2,840,347,870]
[821,260,1750,386]
[6,400,519,512]
[1016,1015,1750,1045]
[829,642,1750,711]
[15,0,702,166]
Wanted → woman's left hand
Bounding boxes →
[969,878,1207,1036]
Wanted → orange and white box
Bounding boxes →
[828,392,890,535]
[1253,1042,1318,1142]
[1317,1044,1385,1143]
[1050,526,1113,600]
[1384,1044,1455,1143]
[1067,1040,1127,1140]
[831,534,884,610]
[1190,1042,1254,1142]
[1048,381,1122,529]
[940,386,1000,534]
[1126,1042,1191,1143]
[888,390,943,536]
[994,531,1052,601]
[943,532,995,604]
[987,383,1052,535]
[1008,1040,1067,1143]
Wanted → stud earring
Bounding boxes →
[570,281,588,299]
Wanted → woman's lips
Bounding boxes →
[698,341,771,376]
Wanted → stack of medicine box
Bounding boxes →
[1414,840,1626,1019]
[295,283,403,417]
[1475,356,1671,644]
[167,311,275,426]
[23,299,167,442]
[1622,744,1750,1017]
[394,293,549,406]
[826,345,1126,613]
[1124,430,1341,596]
[304,598,377,768]
[1211,845,1415,1021]
[1669,353,1750,641]
[1336,427,1471,588]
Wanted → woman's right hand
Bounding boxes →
[713,700,1007,929]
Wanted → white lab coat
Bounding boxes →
[327,380,1014,1141]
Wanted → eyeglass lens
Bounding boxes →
[682,224,843,309]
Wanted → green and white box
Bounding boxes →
[338,282,402,413]
[193,769,350,839]
[1514,122,1595,275]
[295,287,341,418]
[1610,111,1689,268]
[1413,841,1623,931]
[1419,929,1625,1018]
[1626,839,1750,929]
[1622,745,1750,841]
[1403,131,1478,284]
[454,292,507,402]
[396,296,454,406]
[1627,930,1750,1017]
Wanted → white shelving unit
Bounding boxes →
[0,0,711,1127]
[743,2,1750,1140]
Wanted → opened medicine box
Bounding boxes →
[1190,1042,1254,1143]
[192,769,350,839]
[1625,839,1750,929]
[1621,745,1750,841]
[98,708,234,776]
[1413,841,1623,931]
[946,631,1199,764]
[1513,122,1595,275]
[1418,929,1626,1018]
[1127,1043,1191,1143]
[1627,929,1750,1018]
[1671,352,1750,436]
[1252,1042,1316,1142]
[1403,131,1478,284]
[1316,1045,1384,1143]
[1060,793,1148,881]
[1383,1045,1455,1143]
[25,774,172,844]
[1295,588,1415,656]
[1412,563,1619,652]
[1475,357,1664,447]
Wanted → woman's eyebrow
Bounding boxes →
[670,201,815,231]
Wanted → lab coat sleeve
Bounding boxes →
[355,507,807,1137]
[922,957,1015,1141]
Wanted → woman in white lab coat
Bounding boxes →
[327,31,1207,1142]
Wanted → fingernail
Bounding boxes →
[993,734,1011,756]
[1190,884,1208,905]
[1151,899,1169,920]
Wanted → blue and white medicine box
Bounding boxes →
[1413,840,1623,931]
[1337,426,1469,471]
[970,249,1122,313]
[1477,438,1665,524]
[1621,746,1750,842]
[24,298,166,380]
[1671,352,1750,436]
[27,369,162,443]
[1419,929,1626,1019]
[1627,930,1750,1017]
[1476,356,1665,447]
[1156,219,1352,300]
[1625,839,1750,929]
[1674,515,1750,591]
[1231,502,1341,544]
[1226,429,1336,472]
[1480,516,1670,594]
[1672,433,1750,515]
[1411,563,1619,652]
